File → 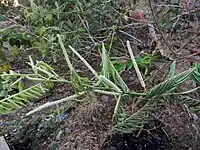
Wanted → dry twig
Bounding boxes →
[127,40,146,92]
[148,0,177,56]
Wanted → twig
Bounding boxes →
[119,30,144,44]
[127,40,146,92]
[170,9,200,21]
[170,15,181,34]
[93,90,120,96]
[177,34,199,57]
[108,31,115,56]
[26,92,86,116]
[77,14,96,45]
[113,94,122,122]
[148,0,177,56]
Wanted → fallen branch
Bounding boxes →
[26,92,86,116]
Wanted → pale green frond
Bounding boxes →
[182,96,200,113]
[29,56,37,74]
[69,45,99,79]
[101,43,110,78]
[27,62,56,79]
[146,68,194,98]
[163,86,200,96]
[193,72,200,85]
[57,34,74,72]
[114,99,157,133]
[169,60,176,78]
[58,34,90,91]
[70,69,90,92]
[113,94,122,120]
[114,102,128,122]
[0,84,48,114]
[127,40,146,91]
[110,61,129,93]
[99,75,122,93]
[101,43,129,93]
[192,63,200,85]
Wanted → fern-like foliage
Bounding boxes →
[58,35,92,92]
[71,70,91,92]
[182,96,200,113]
[114,98,157,133]
[146,68,194,98]
[114,68,196,133]
[0,84,48,114]
[192,63,200,85]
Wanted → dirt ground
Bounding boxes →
[1,89,200,150]
[1,52,200,150]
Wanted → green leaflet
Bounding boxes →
[169,60,176,78]
[192,64,200,85]
[101,43,129,93]
[114,99,157,133]
[146,68,194,98]
[0,84,48,114]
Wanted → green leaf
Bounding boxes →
[192,64,200,85]
[0,90,8,98]
[112,61,126,72]
[127,61,134,70]
[146,68,194,98]
[101,43,129,93]
[18,81,25,92]
[0,48,7,62]
[114,99,157,133]
[0,15,6,21]
[46,14,53,22]
[169,60,176,78]
[0,63,10,73]
[45,80,54,89]
[0,84,48,114]
[11,46,20,57]
[38,26,47,36]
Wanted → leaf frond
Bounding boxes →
[114,99,157,133]
[192,63,200,85]
[0,84,48,114]
[146,68,194,98]
[182,96,200,113]
[101,43,129,93]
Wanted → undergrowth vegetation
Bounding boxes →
[0,0,200,136]
[1,38,200,133]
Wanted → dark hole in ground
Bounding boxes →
[101,121,172,150]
